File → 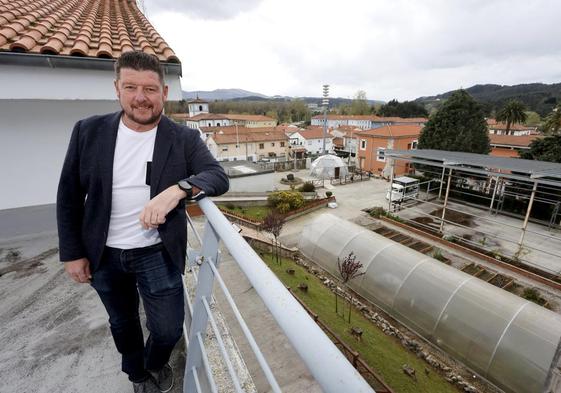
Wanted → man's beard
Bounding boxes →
[125,106,163,125]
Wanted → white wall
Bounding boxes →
[0,99,121,210]
[0,65,182,100]
[228,173,275,192]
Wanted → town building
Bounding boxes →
[288,127,334,156]
[489,134,542,158]
[355,124,422,177]
[0,0,182,210]
[487,119,537,136]
[311,114,427,130]
[185,113,232,129]
[206,130,288,162]
[187,98,210,117]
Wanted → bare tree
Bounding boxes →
[262,211,285,264]
[337,252,365,323]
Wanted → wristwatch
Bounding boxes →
[177,179,193,200]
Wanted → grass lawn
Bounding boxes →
[260,253,460,393]
[218,204,271,221]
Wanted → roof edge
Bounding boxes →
[0,52,182,76]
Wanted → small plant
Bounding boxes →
[336,252,365,323]
[522,287,542,304]
[224,202,235,210]
[443,235,457,243]
[325,191,333,198]
[298,181,315,192]
[478,236,487,246]
[368,207,386,218]
[432,248,447,262]
[268,191,304,212]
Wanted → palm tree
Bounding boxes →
[543,106,561,135]
[496,100,527,135]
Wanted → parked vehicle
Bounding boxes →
[386,176,420,202]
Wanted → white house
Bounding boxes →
[311,115,427,130]
[0,0,182,211]
[289,127,334,155]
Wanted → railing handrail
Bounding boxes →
[195,197,375,393]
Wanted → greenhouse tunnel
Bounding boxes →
[299,214,561,393]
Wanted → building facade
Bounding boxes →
[356,125,422,177]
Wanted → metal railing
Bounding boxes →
[182,197,375,393]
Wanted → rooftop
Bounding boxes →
[0,0,179,63]
[356,124,423,138]
[210,131,288,144]
[489,134,542,148]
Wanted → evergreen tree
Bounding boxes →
[378,99,428,118]
[520,135,561,163]
[496,100,527,134]
[418,90,490,153]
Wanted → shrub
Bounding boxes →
[298,181,315,192]
[225,202,235,210]
[326,191,333,197]
[287,173,295,181]
[268,191,305,212]
[368,207,386,218]
[522,288,541,303]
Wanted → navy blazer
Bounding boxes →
[56,111,229,273]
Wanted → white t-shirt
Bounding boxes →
[106,119,161,249]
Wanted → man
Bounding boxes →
[57,51,229,393]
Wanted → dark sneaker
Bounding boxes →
[132,377,160,393]
[149,363,174,393]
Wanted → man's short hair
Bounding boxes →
[115,51,164,84]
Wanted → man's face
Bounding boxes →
[115,68,168,129]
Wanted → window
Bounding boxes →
[360,139,367,150]
[222,147,228,152]
[377,148,385,162]
[271,142,275,147]
[199,105,203,111]
[280,142,285,147]
[259,143,264,149]
[411,140,418,149]
[217,123,221,126]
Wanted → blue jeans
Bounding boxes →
[91,243,184,382]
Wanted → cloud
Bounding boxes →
[144,0,561,101]
[144,0,263,20]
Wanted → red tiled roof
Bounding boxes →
[0,0,179,63]
[311,114,427,123]
[486,119,536,131]
[210,131,288,144]
[187,98,208,104]
[356,124,422,138]
[298,127,334,140]
[188,113,229,121]
[489,134,542,148]
[224,114,276,122]
[201,126,277,134]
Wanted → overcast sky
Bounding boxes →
[142,0,561,101]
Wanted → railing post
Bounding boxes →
[184,220,220,393]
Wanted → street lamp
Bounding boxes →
[322,84,329,155]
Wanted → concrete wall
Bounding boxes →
[0,99,121,210]
[0,64,182,100]
[228,173,276,192]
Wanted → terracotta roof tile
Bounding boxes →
[210,131,288,144]
[0,0,179,63]
[489,134,542,148]
[486,119,536,131]
[225,114,276,122]
[356,124,423,138]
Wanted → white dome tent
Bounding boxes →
[310,154,348,179]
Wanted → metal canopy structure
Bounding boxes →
[385,149,561,187]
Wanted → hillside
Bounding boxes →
[182,88,268,100]
[416,83,561,116]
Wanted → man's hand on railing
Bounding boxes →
[139,184,201,229]
[64,258,92,284]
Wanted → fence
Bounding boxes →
[182,197,375,393]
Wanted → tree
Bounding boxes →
[336,252,365,323]
[418,89,490,154]
[520,135,561,163]
[378,99,429,118]
[262,212,285,264]
[542,106,561,135]
[496,100,527,134]
[349,90,372,115]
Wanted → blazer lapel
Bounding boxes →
[100,111,121,207]
[150,116,174,197]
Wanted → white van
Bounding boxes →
[386,176,420,202]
